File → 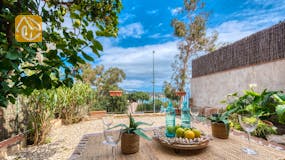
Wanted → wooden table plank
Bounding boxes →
[70,124,285,160]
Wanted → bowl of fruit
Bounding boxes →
[153,126,210,151]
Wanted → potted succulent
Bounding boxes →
[209,108,237,139]
[111,114,153,154]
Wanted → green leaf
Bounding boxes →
[5,52,19,60]
[277,93,285,101]
[86,31,94,41]
[134,129,152,141]
[108,123,128,130]
[42,73,52,89]
[92,40,103,51]
[82,52,94,61]
[276,105,285,124]
[135,121,153,127]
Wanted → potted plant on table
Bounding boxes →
[111,114,153,154]
[209,108,237,139]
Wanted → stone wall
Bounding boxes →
[0,103,25,141]
[191,59,285,108]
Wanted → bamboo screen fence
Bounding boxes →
[192,21,285,78]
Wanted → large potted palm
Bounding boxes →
[111,114,153,154]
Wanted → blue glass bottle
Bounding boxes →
[165,101,176,138]
[181,101,191,128]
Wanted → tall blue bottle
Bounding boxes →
[165,101,176,138]
[181,101,191,128]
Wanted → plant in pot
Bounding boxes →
[223,88,285,136]
[111,114,153,154]
[209,108,237,139]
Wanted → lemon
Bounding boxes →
[184,130,195,139]
[176,128,185,138]
[192,129,201,138]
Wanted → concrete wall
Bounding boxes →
[191,59,285,109]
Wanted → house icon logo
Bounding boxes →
[15,15,42,42]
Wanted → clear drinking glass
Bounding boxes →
[102,115,114,128]
[103,125,122,160]
[238,113,259,155]
[191,107,200,126]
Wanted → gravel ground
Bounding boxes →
[7,115,177,160]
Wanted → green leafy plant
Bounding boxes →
[208,108,238,125]
[0,0,122,108]
[56,83,93,124]
[229,113,277,139]
[111,114,153,140]
[224,89,285,124]
[21,89,57,145]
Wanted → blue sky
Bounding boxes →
[95,0,285,92]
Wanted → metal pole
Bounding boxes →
[153,50,155,113]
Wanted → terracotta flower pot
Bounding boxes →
[211,122,229,139]
[175,108,181,115]
[88,110,106,118]
[121,133,140,154]
[175,91,186,96]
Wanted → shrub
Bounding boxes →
[56,83,93,124]
[229,113,277,139]
[136,99,163,112]
[106,95,128,113]
[21,89,57,145]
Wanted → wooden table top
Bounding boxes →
[70,124,285,160]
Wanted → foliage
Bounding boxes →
[127,92,150,103]
[229,113,277,139]
[80,64,127,113]
[136,99,163,112]
[136,103,151,112]
[21,89,57,145]
[56,83,93,124]
[171,0,217,91]
[106,95,128,113]
[20,82,93,144]
[224,88,285,124]
[163,81,179,101]
[0,0,122,107]
[208,107,238,125]
[110,114,153,140]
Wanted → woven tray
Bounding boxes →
[153,127,210,150]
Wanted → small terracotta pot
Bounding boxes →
[121,133,140,154]
[175,108,181,115]
[211,122,229,139]
[88,110,106,118]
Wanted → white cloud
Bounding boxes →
[146,9,158,15]
[119,13,135,24]
[170,7,182,16]
[209,20,256,43]
[211,0,285,44]
[119,80,145,91]
[99,41,179,91]
[149,33,172,39]
[119,22,144,38]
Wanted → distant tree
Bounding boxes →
[163,81,179,101]
[171,0,217,91]
[0,0,122,107]
[80,64,127,112]
[127,92,150,103]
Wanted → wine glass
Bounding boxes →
[103,125,122,160]
[102,115,114,128]
[238,113,259,155]
[191,106,200,127]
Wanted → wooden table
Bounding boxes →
[70,125,285,160]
